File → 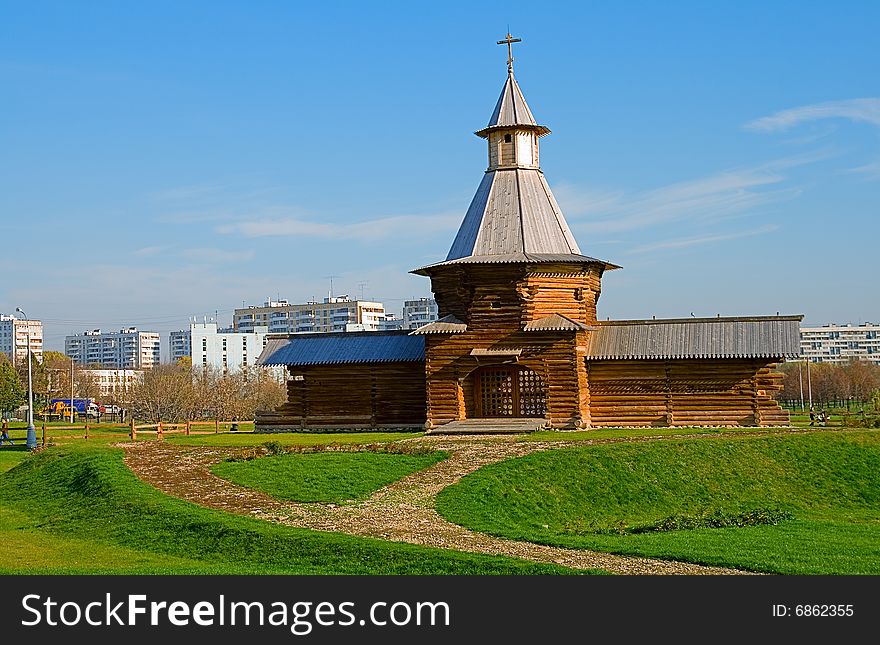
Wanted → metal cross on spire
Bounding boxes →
[497,32,522,73]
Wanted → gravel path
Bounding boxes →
[122,434,761,575]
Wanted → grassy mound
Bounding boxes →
[0,445,593,575]
[212,448,447,503]
[436,430,880,574]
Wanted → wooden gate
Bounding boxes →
[475,366,546,418]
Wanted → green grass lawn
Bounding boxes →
[523,425,793,443]
[0,444,589,575]
[3,422,877,575]
[212,450,447,503]
[436,429,880,574]
[168,431,424,447]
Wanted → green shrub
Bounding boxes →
[847,413,880,428]
[633,507,794,533]
[262,440,285,456]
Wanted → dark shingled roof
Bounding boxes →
[587,315,803,360]
[257,331,425,366]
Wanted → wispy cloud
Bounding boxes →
[555,153,827,236]
[627,224,779,255]
[183,248,255,263]
[744,98,880,132]
[558,167,794,236]
[550,186,624,217]
[843,160,880,181]
[134,246,165,257]
[217,212,461,241]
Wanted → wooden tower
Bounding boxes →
[256,34,800,434]
[411,35,618,429]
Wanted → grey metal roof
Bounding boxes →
[412,252,618,275]
[257,331,425,366]
[476,71,550,138]
[587,316,804,360]
[523,313,588,332]
[445,168,580,259]
[409,315,468,335]
[410,67,618,277]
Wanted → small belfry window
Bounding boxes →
[504,133,512,143]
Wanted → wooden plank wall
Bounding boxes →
[255,362,426,431]
[587,359,790,427]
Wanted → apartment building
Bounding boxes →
[0,314,44,366]
[800,322,880,365]
[234,297,388,334]
[170,322,272,374]
[65,328,161,370]
[402,298,439,330]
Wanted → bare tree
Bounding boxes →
[128,363,196,422]
[128,363,287,423]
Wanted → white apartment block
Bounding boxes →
[169,329,192,364]
[378,312,403,331]
[78,369,144,398]
[800,323,880,365]
[0,314,43,367]
[171,322,272,374]
[65,328,161,370]
[402,297,439,330]
[234,297,387,334]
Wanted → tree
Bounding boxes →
[14,350,48,406]
[126,363,287,423]
[779,359,880,408]
[42,352,73,400]
[840,359,880,403]
[75,369,103,402]
[0,355,26,418]
[128,363,196,422]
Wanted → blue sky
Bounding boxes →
[2,1,878,355]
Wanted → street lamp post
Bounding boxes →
[15,308,37,449]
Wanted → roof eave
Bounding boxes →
[411,255,621,276]
[474,124,551,138]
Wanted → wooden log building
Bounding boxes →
[256,39,801,433]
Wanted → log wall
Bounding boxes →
[425,264,591,429]
[517,266,604,325]
[587,359,790,427]
[255,362,426,432]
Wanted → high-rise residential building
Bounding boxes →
[170,322,273,374]
[402,298,439,330]
[234,296,387,334]
[800,323,880,365]
[0,314,43,367]
[65,328,161,370]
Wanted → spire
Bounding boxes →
[476,34,549,138]
[411,36,619,277]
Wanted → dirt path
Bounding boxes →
[122,435,761,575]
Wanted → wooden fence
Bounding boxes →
[0,419,247,446]
[127,419,242,440]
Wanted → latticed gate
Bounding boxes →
[476,367,546,417]
[517,369,546,417]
